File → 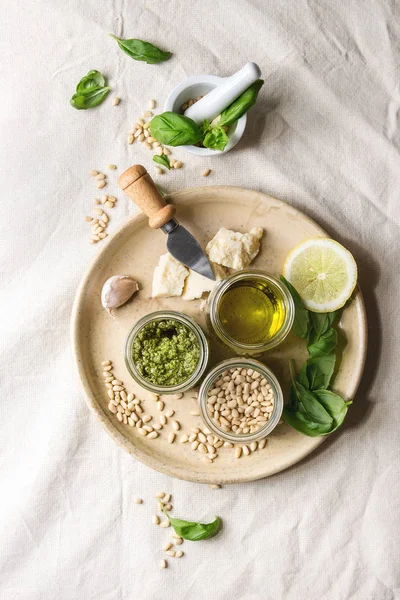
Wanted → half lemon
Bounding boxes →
[283,237,358,312]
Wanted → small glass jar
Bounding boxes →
[208,270,294,355]
[198,357,283,443]
[125,311,209,394]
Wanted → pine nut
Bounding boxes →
[190,410,200,416]
[157,401,164,411]
[173,537,183,545]
[147,431,158,439]
[153,141,161,148]
[149,99,156,109]
[172,420,180,431]
[242,445,250,456]
[164,542,172,551]
[208,484,222,489]
[160,559,167,569]
[143,122,151,129]
[168,433,175,444]
[156,146,163,155]
[138,428,147,436]
[235,446,242,458]
[153,423,162,430]
[163,493,171,502]
[258,439,267,449]
[160,521,170,528]
[198,443,207,454]
[165,410,175,417]
[164,503,172,511]
[155,167,163,175]
[142,110,153,117]
[166,550,175,556]
[142,415,152,423]
[95,173,106,181]
[108,164,117,170]
[202,169,211,177]
[152,515,160,525]
[84,215,92,222]
[134,128,142,138]
[137,118,144,125]
[203,457,213,463]
[163,147,171,155]
[144,141,152,150]
[191,440,199,450]
[138,133,145,142]
[174,161,183,169]
[179,434,189,443]
[175,550,184,558]
[105,201,114,208]
[160,414,167,425]
[112,97,120,106]
[103,365,112,372]
[97,181,106,189]
[132,496,143,504]
[108,402,117,414]
[169,158,176,166]
[116,412,123,422]
[155,491,165,498]
[89,170,99,176]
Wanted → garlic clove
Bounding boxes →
[101,275,139,316]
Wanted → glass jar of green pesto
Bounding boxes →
[125,311,209,394]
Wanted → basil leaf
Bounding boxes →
[70,86,110,110]
[153,155,171,170]
[165,511,221,541]
[76,70,105,93]
[308,310,342,344]
[282,406,332,436]
[308,328,337,357]
[150,112,203,146]
[298,354,335,390]
[109,34,171,64]
[202,119,212,135]
[313,390,352,433]
[280,276,310,339]
[293,382,333,425]
[219,79,264,127]
[203,126,229,151]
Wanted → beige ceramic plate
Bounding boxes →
[71,186,367,484]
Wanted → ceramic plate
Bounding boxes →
[71,186,367,484]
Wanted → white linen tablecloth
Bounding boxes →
[1,1,399,598]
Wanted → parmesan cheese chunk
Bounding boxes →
[182,263,226,301]
[152,253,189,298]
[205,227,264,270]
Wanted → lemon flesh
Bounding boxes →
[283,238,358,312]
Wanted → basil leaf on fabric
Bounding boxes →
[164,510,221,541]
[203,126,229,151]
[70,86,110,110]
[219,79,264,127]
[76,70,106,93]
[153,155,171,169]
[150,112,203,146]
[280,276,310,339]
[109,35,171,64]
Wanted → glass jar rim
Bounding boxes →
[198,357,284,443]
[208,270,295,353]
[124,310,209,394]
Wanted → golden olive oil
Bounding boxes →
[218,278,286,345]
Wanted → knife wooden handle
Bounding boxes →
[118,164,176,229]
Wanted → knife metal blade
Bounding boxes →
[162,219,215,281]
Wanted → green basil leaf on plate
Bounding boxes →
[153,154,171,170]
[313,389,352,433]
[164,511,221,541]
[298,354,336,390]
[109,35,171,64]
[219,79,264,127]
[203,126,229,151]
[150,112,203,146]
[308,309,342,344]
[308,328,337,357]
[280,276,310,339]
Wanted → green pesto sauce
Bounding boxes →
[132,319,201,386]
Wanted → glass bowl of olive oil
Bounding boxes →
[208,270,294,354]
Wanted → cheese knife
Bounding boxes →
[118,165,215,281]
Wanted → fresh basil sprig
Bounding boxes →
[70,70,110,110]
[109,34,171,64]
[149,112,203,146]
[219,79,264,127]
[163,508,221,541]
[281,278,351,436]
[153,155,171,169]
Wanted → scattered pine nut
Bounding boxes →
[165,409,175,418]
[155,491,165,498]
[142,110,153,117]
[169,158,176,167]
[152,515,160,525]
[235,446,242,459]
[149,99,156,109]
[144,141,152,150]
[156,146,164,155]
[112,97,120,106]
[160,520,171,528]
[172,420,180,431]
[153,141,161,148]
[128,135,134,144]
[202,169,211,177]
[97,181,106,189]
[160,559,167,569]
[108,164,117,170]
[208,484,222,489]
[147,431,159,439]
[105,200,114,208]
[137,117,144,126]
[175,550,184,558]
[166,550,176,557]
[168,433,175,444]
[164,542,173,551]
[134,129,143,138]
[89,239,97,244]
[138,133,145,142]
[94,208,103,216]
[84,215,92,222]
[89,169,99,177]
[163,147,171,155]
[174,161,183,169]
[173,537,183,545]
[155,167,164,175]
[189,410,200,416]
[164,493,171,502]
[95,173,106,180]
[143,122,151,130]
[132,496,143,504]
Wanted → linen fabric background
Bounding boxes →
[1,1,399,599]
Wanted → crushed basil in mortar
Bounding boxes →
[132,319,200,386]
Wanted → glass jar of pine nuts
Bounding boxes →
[197,357,283,443]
